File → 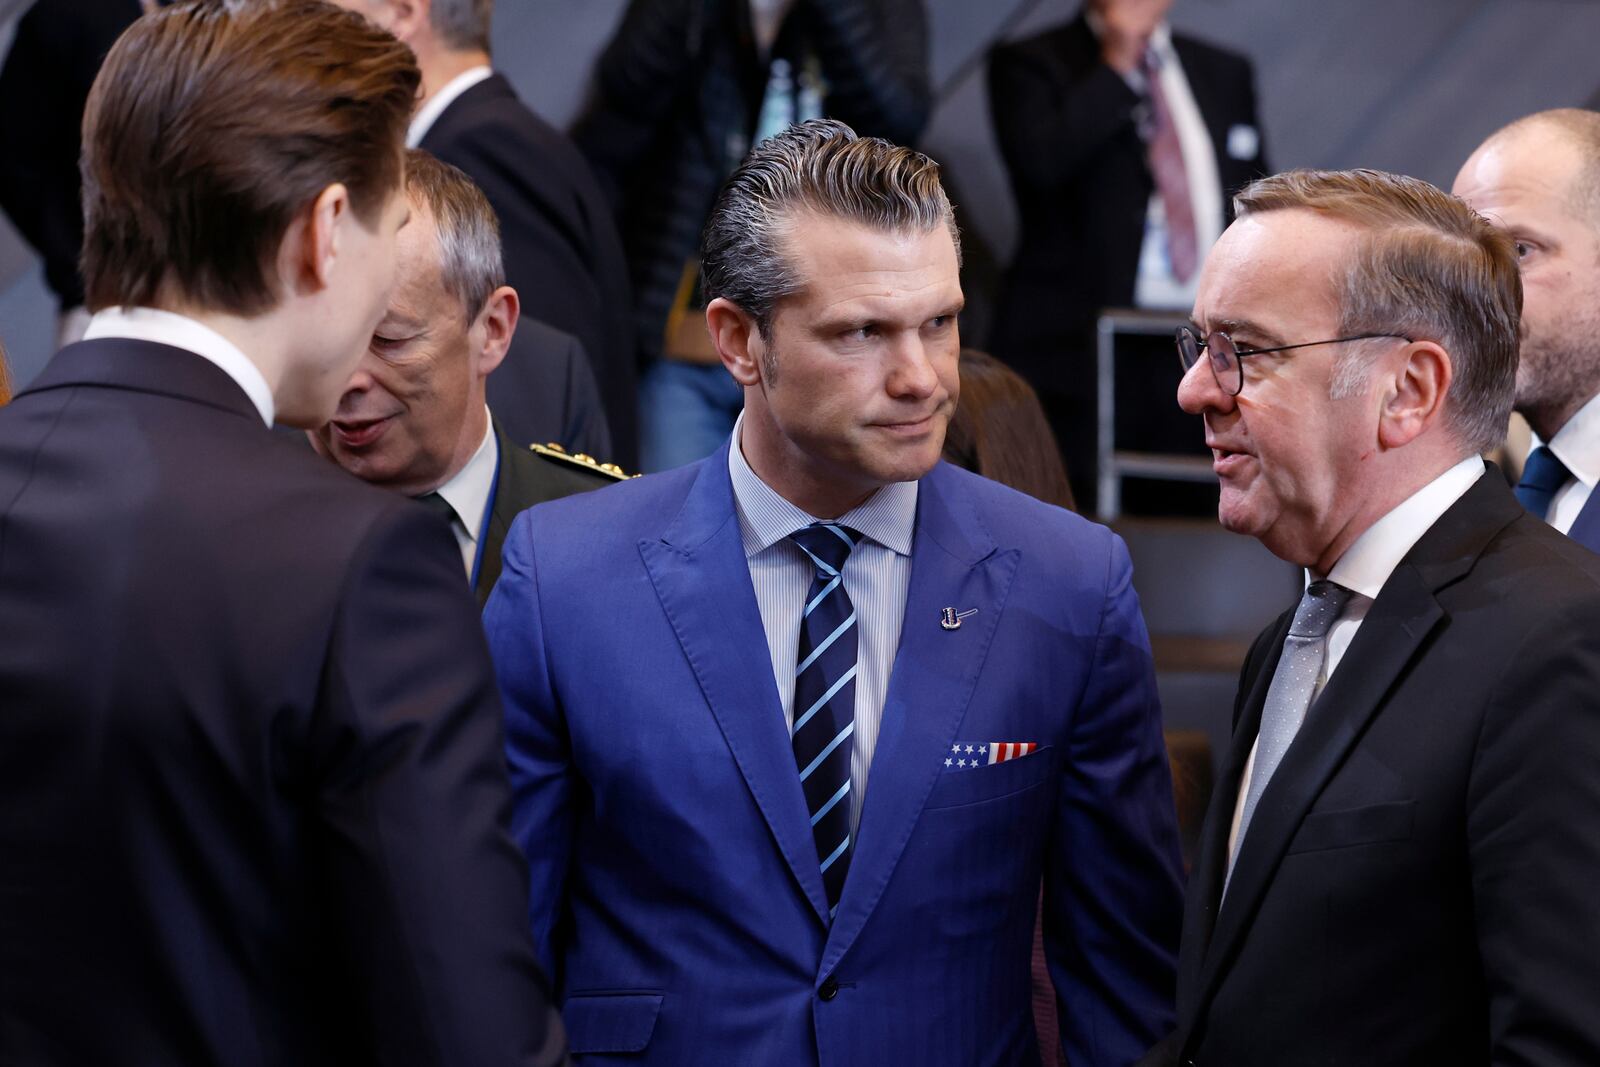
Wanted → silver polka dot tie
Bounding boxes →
[1226,580,1354,885]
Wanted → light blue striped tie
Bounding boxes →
[788,522,861,917]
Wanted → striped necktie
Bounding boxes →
[788,521,862,917]
[1142,47,1198,281]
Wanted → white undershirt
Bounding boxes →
[1226,455,1486,860]
[408,65,494,148]
[1532,391,1600,534]
[83,306,275,426]
[426,410,497,577]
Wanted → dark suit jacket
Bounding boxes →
[421,73,639,467]
[488,315,612,464]
[988,13,1267,392]
[0,0,141,309]
[1154,471,1600,1066]
[0,339,566,1067]
[476,418,622,607]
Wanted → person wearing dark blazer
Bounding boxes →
[988,0,1267,507]
[494,314,612,463]
[1455,108,1600,553]
[0,5,565,1065]
[486,120,1181,1066]
[329,0,638,466]
[1156,167,1600,1066]
[311,151,624,608]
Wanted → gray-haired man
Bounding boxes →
[311,149,624,606]
[485,118,1182,1066]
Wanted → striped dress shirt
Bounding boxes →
[727,420,917,832]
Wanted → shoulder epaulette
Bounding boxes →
[528,441,634,481]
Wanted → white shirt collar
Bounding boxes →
[407,65,494,148]
[430,409,497,543]
[1536,391,1600,490]
[727,411,917,558]
[83,306,275,426]
[1321,455,1486,600]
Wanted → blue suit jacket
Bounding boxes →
[1566,489,1600,553]
[484,443,1182,1065]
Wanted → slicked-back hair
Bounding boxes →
[403,149,504,322]
[80,0,420,316]
[431,0,493,53]
[1235,168,1522,455]
[700,118,960,340]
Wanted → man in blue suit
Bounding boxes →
[1455,108,1600,549]
[485,119,1182,1066]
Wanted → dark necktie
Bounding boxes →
[414,490,459,529]
[1227,580,1353,887]
[1142,48,1198,282]
[1515,445,1571,521]
[788,521,862,918]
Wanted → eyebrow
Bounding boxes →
[1211,317,1288,348]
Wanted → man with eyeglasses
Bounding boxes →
[1142,168,1600,1067]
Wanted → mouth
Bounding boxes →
[874,413,940,436]
[1208,442,1253,476]
[331,415,396,449]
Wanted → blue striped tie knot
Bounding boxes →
[788,522,862,916]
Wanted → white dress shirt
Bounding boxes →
[1227,455,1486,859]
[426,410,497,577]
[1087,18,1224,311]
[1533,392,1600,534]
[727,414,916,832]
[407,65,494,148]
[83,306,275,426]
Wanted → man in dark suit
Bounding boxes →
[1155,167,1600,1065]
[330,0,638,466]
[311,149,623,607]
[1455,108,1600,551]
[989,0,1267,507]
[486,119,1182,1066]
[0,5,565,1064]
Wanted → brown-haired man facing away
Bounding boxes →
[1147,168,1600,1066]
[0,4,566,1065]
[311,150,624,606]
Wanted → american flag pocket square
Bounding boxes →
[944,742,1039,769]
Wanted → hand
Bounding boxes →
[1092,0,1172,75]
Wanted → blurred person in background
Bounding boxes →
[331,0,634,463]
[574,0,931,473]
[988,0,1267,509]
[0,4,565,1064]
[311,149,624,608]
[1455,108,1600,553]
[943,347,1077,512]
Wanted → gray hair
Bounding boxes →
[403,148,503,321]
[1235,168,1522,455]
[429,0,492,53]
[699,118,961,341]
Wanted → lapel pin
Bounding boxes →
[940,607,979,631]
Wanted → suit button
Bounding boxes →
[818,978,839,1001]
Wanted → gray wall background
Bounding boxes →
[3,0,1598,389]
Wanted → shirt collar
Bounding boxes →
[407,65,494,148]
[82,306,275,426]
[727,412,917,559]
[429,409,497,542]
[1537,391,1600,490]
[1321,454,1486,600]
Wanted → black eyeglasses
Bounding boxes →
[1175,325,1413,397]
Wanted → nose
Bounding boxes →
[1177,355,1235,417]
[886,335,941,400]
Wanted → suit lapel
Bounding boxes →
[820,465,1015,974]
[639,442,833,925]
[475,423,516,607]
[1186,473,1521,1029]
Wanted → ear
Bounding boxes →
[474,285,518,379]
[1377,340,1452,450]
[706,297,763,387]
[385,0,429,43]
[279,182,352,297]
